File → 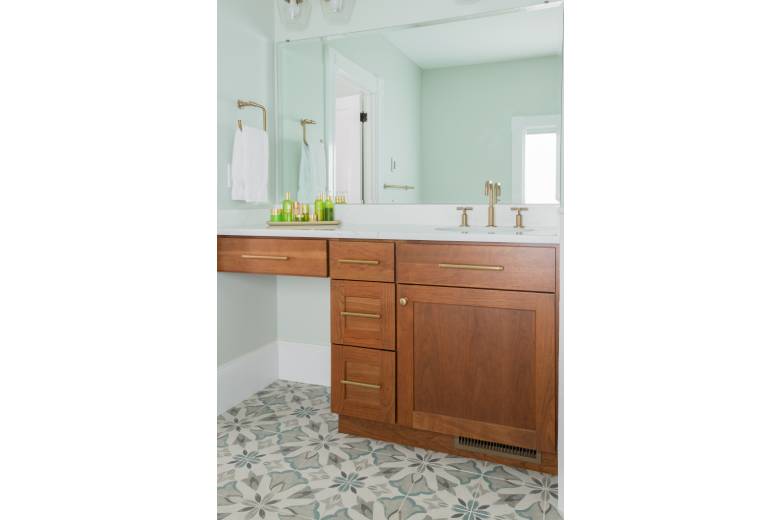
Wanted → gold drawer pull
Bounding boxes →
[341,379,381,389]
[338,259,380,265]
[340,311,381,319]
[438,263,504,271]
[241,254,289,261]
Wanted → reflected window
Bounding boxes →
[512,115,561,204]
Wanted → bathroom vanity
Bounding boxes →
[218,0,564,477]
[218,230,559,474]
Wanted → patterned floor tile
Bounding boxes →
[217,380,562,519]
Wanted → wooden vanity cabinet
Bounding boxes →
[396,284,557,456]
[339,240,559,474]
[218,235,559,473]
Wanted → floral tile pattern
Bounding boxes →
[217,380,562,519]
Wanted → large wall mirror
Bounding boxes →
[277,5,562,205]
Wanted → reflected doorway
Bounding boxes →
[326,49,381,203]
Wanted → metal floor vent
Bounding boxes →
[455,436,539,462]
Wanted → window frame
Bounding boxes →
[511,115,562,205]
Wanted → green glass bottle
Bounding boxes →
[282,192,294,222]
[314,194,324,222]
[324,195,335,222]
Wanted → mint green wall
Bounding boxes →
[217,0,278,368]
[218,273,278,365]
[278,40,325,200]
[328,35,422,203]
[217,0,275,210]
[420,55,562,203]
[276,277,330,345]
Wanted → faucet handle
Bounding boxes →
[456,206,473,227]
[495,182,501,200]
[510,207,528,228]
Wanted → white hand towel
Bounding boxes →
[231,125,269,202]
[297,140,327,203]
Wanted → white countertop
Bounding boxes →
[217,223,559,244]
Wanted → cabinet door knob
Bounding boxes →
[399,297,408,306]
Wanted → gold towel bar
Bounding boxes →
[438,263,504,271]
[241,254,289,261]
[383,183,415,190]
[340,311,381,319]
[301,118,317,145]
[237,100,268,131]
[341,380,381,389]
[338,259,380,265]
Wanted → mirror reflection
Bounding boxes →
[278,6,563,204]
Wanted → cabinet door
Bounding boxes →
[397,284,556,454]
[331,345,395,424]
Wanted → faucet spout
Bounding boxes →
[484,180,501,227]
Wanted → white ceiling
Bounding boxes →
[383,6,562,70]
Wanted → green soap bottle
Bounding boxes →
[282,192,294,222]
[314,194,324,222]
[324,195,335,222]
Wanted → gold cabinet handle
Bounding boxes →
[241,254,289,261]
[341,379,380,389]
[337,259,380,265]
[438,263,504,271]
[340,311,381,319]
[399,297,408,306]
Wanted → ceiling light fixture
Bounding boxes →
[320,0,356,24]
[277,0,312,29]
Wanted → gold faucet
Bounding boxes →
[484,180,501,227]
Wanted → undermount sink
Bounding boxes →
[435,226,555,235]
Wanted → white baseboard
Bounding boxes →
[278,340,330,387]
[217,341,279,414]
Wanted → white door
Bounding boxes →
[334,93,363,203]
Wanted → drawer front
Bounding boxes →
[331,280,395,350]
[329,240,395,282]
[331,344,395,424]
[397,242,556,293]
[218,237,328,277]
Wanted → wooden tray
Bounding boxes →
[266,220,341,227]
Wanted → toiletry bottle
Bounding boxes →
[314,194,324,222]
[270,208,281,222]
[324,195,335,221]
[302,204,310,222]
[282,192,294,222]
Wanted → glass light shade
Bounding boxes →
[277,0,312,29]
[320,0,356,24]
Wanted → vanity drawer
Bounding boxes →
[329,240,395,282]
[217,237,328,277]
[331,280,395,350]
[332,344,395,424]
[396,242,556,293]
